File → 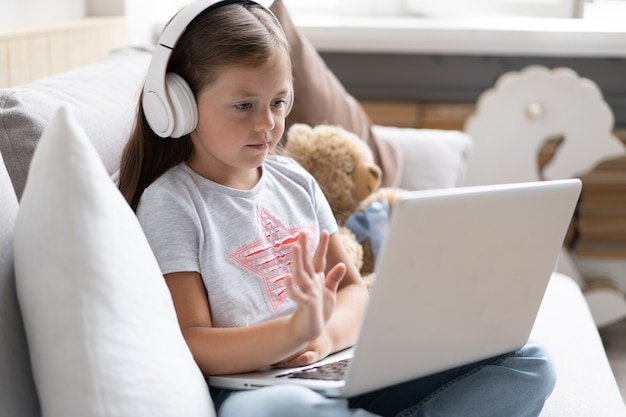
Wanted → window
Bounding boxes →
[283,0,590,18]
[404,0,582,18]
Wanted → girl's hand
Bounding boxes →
[278,331,333,368]
[285,230,346,349]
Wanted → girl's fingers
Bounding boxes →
[286,243,309,303]
[287,230,337,304]
[312,230,329,273]
[289,239,312,294]
[286,230,340,344]
[325,262,345,294]
[297,231,316,278]
[284,273,306,304]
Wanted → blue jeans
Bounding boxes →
[213,341,556,417]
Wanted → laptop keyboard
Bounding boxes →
[277,358,351,381]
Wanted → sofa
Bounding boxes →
[1,4,626,417]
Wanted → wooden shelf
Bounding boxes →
[360,100,474,131]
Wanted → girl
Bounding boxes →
[119,1,556,416]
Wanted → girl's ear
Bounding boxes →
[285,86,294,117]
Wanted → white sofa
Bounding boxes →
[1,45,625,417]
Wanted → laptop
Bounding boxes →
[208,179,582,398]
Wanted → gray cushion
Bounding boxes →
[0,47,152,199]
[0,155,40,416]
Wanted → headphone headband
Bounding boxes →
[142,0,275,138]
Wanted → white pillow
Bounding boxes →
[372,125,473,191]
[13,107,215,417]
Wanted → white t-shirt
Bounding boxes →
[136,156,338,328]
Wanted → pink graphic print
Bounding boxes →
[230,206,315,310]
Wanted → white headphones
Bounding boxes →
[142,0,275,138]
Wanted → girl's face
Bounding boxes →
[187,53,292,189]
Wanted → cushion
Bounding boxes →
[269,0,402,187]
[372,125,473,190]
[0,46,152,199]
[0,155,40,416]
[13,107,215,417]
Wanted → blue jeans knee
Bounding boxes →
[218,385,379,417]
[396,341,557,417]
[504,340,557,405]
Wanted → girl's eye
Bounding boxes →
[235,103,253,111]
[272,99,287,109]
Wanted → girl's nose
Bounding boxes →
[256,107,275,132]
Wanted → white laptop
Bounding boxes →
[208,179,582,398]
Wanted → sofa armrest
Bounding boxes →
[372,125,473,191]
[533,273,626,416]
[0,46,152,200]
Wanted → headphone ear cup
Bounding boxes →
[165,73,198,138]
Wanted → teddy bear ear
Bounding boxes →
[287,123,313,142]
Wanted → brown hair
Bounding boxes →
[118,2,291,211]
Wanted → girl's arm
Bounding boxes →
[165,230,348,376]
[279,231,370,368]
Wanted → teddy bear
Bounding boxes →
[283,123,407,288]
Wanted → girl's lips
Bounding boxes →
[247,143,269,150]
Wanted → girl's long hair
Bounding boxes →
[119,2,291,211]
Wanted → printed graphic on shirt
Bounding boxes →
[230,206,316,310]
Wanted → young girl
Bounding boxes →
[119,1,556,416]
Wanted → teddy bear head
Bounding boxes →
[284,124,382,225]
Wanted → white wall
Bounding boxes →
[0,0,180,47]
[3,0,619,47]
[125,0,187,47]
[0,0,85,29]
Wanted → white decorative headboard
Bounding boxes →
[0,16,128,88]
